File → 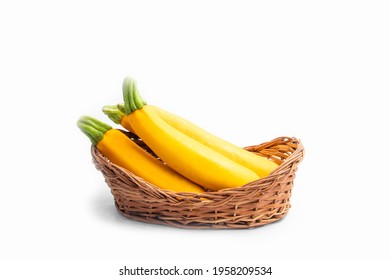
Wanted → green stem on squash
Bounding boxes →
[102,105,125,124]
[122,77,147,115]
[117,103,125,114]
[77,116,111,145]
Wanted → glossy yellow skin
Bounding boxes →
[149,105,279,178]
[127,106,260,191]
[97,129,205,194]
[120,117,135,133]
[119,105,278,178]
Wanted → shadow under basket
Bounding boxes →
[91,136,304,229]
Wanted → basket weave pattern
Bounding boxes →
[91,136,304,229]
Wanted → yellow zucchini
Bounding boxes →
[104,102,278,179]
[121,77,260,191]
[148,105,279,178]
[77,116,205,194]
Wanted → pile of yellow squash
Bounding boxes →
[77,77,278,193]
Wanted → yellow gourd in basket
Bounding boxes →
[77,116,205,194]
[105,103,278,178]
[118,77,260,191]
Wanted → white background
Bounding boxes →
[1,0,389,278]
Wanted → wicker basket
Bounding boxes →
[91,134,304,229]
